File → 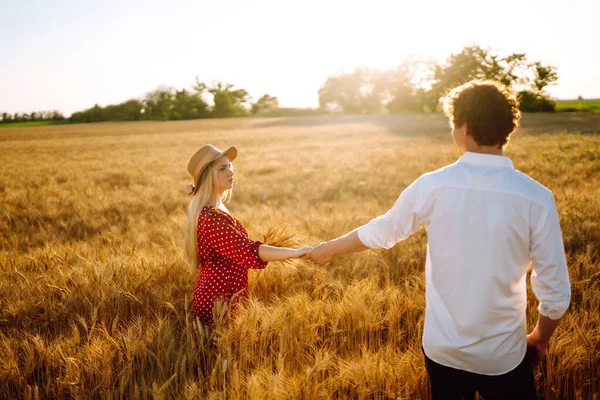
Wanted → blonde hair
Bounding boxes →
[185,160,232,270]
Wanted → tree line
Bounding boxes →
[0,45,562,125]
[0,110,66,124]
[0,80,284,124]
[319,45,558,114]
[66,80,283,123]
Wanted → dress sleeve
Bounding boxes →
[201,210,268,269]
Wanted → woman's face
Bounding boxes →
[215,156,234,193]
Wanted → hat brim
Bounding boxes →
[193,146,237,194]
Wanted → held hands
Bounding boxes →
[285,242,336,264]
[305,241,336,265]
[299,232,362,265]
[287,243,335,264]
[304,231,365,265]
[293,246,313,259]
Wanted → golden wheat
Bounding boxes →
[1,113,599,399]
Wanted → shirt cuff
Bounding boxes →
[357,224,378,249]
[537,297,570,321]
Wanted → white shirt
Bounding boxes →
[357,152,571,375]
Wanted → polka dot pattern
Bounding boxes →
[191,206,267,325]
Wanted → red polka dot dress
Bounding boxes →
[192,206,267,325]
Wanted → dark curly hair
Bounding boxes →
[443,80,521,148]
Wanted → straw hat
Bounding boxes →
[186,144,237,195]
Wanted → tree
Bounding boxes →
[193,78,207,95]
[422,45,557,112]
[69,112,84,123]
[144,86,175,120]
[50,110,65,121]
[68,104,105,123]
[518,90,555,112]
[67,78,226,123]
[251,94,279,114]
[119,99,144,121]
[428,45,490,103]
[207,82,250,117]
[318,68,383,113]
[498,53,529,88]
[0,112,11,123]
[171,89,209,120]
[378,57,436,113]
[426,45,532,110]
[531,61,558,93]
[100,100,140,121]
[518,62,558,112]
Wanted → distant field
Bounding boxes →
[556,99,600,112]
[1,113,599,399]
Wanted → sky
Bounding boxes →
[1,0,599,116]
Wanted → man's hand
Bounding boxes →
[307,241,336,265]
[526,334,548,368]
[526,313,561,368]
[306,231,369,265]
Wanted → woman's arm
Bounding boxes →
[257,245,312,262]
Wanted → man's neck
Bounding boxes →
[463,142,504,156]
[465,148,504,156]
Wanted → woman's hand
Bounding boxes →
[293,246,313,259]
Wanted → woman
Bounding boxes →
[184,144,310,326]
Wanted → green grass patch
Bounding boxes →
[555,99,600,113]
[0,120,73,128]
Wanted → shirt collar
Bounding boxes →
[458,152,514,169]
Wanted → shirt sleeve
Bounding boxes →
[201,211,268,269]
[530,194,571,320]
[357,177,428,249]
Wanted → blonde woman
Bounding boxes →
[185,144,310,325]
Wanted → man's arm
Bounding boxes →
[308,230,368,265]
[528,194,571,365]
[308,177,427,265]
[527,314,562,366]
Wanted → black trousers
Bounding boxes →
[423,350,538,400]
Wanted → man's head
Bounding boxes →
[443,80,521,153]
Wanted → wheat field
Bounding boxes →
[1,113,599,399]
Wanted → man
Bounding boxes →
[307,80,571,399]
